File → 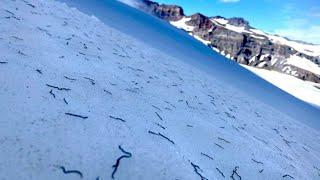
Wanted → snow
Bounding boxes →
[211,18,228,25]
[211,47,220,53]
[268,35,320,57]
[249,29,320,57]
[225,24,252,33]
[250,28,268,36]
[249,56,256,63]
[170,17,194,32]
[285,55,320,75]
[250,28,320,57]
[1,0,320,180]
[242,65,320,108]
[257,61,267,68]
[259,54,270,61]
[211,18,252,34]
[250,34,265,40]
[192,35,211,45]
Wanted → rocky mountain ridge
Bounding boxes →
[136,0,320,83]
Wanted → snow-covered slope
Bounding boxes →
[1,0,320,179]
[242,65,320,108]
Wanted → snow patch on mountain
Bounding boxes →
[169,17,194,31]
[268,35,320,57]
[193,34,212,45]
[286,55,320,76]
[211,18,251,33]
[117,0,142,8]
[224,24,251,34]
[243,65,320,107]
[248,28,320,57]
[211,17,228,25]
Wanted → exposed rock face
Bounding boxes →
[227,17,250,28]
[139,0,184,21]
[137,0,320,83]
[187,13,213,30]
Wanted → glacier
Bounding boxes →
[0,0,319,179]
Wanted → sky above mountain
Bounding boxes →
[152,0,320,44]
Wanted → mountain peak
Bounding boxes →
[227,17,250,28]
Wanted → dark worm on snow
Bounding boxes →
[65,113,88,119]
[58,166,83,178]
[111,145,132,179]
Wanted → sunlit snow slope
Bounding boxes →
[0,0,320,180]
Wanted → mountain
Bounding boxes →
[1,0,320,179]
[133,0,320,84]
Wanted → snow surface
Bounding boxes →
[249,28,268,36]
[285,55,320,76]
[1,0,320,180]
[242,65,320,108]
[193,34,211,45]
[249,29,320,57]
[170,17,194,32]
[250,34,266,40]
[211,18,228,25]
[224,24,251,34]
[211,18,251,34]
[268,35,320,57]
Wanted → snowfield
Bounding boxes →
[170,17,195,32]
[0,0,320,180]
[242,65,320,108]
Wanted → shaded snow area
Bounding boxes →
[1,0,320,180]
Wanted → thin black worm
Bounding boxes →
[111,145,132,179]
[65,113,88,119]
[49,89,56,98]
[283,174,294,179]
[148,130,175,145]
[63,98,68,105]
[201,153,214,160]
[46,84,71,91]
[155,112,163,121]
[59,166,83,178]
[191,162,208,180]
[109,116,126,122]
[216,167,225,178]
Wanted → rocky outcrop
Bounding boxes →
[138,0,184,21]
[227,17,250,28]
[137,0,320,83]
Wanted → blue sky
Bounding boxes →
[155,0,320,44]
